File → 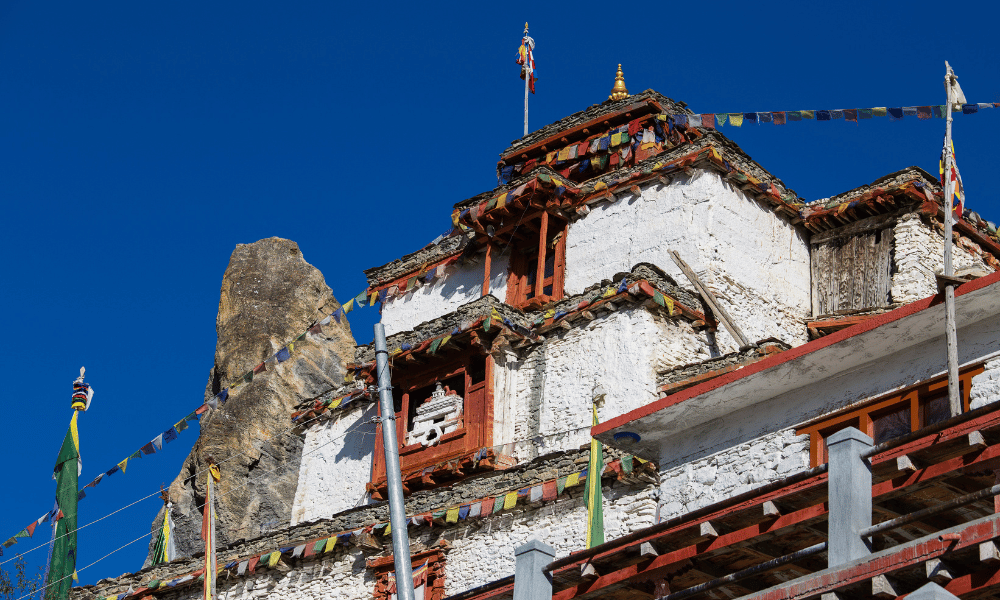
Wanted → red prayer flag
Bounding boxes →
[480,497,494,517]
[248,556,259,573]
[25,522,36,537]
[542,480,557,502]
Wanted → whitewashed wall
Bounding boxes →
[441,485,657,596]
[291,402,378,525]
[566,169,812,349]
[892,213,990,304]
[500,308,713,461]
[970,354,1000,410]
[380,254,510,337]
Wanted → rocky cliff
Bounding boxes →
[146,237,355,562]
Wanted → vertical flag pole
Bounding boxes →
[943,61,961,417]
[523,22,529,137]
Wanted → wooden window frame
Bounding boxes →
[506,211,567,309]
[371,353,493,487]
[370,547,447,600]
[797,365,985,467]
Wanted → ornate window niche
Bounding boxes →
[797,364,985,467]
[369,547,447,600]
[370,350,494,498]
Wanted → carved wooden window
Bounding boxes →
[810,225,894,316]
[797,365,984,467]
[370,548,447,600]
[371,352,492,492]
[507,211,567,309]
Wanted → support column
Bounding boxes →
[513,539,555,600]
[827,427,873,568]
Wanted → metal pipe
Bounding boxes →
[374,323,415,600]
[544,464,829,574]
[661,543,828,600]
[860,483,1000,538]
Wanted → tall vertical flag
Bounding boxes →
[586,398,605,548]
[515,27,536,94]
[150,502,177,565]
[45,369,93,600]
[202,462,221,600]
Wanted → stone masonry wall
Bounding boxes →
[80,483,657,600]
[658,427,809,522]
[892,213,990,304]
[970,355,1000,410]
[503,308,714,462]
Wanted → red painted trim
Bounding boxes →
[595,270,1000,437]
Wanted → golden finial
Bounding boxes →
[608,64,629,101]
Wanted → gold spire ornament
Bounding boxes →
[608,64,629,101]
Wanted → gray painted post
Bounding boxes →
[827,427,873,567]
[908,582,960,600]
[513,539,556,600]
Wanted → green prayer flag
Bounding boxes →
[557,477,567,495]
[354,291,367,306]
[586,404,605,549]
[14,529,28,539]
[129,450,142,460]
[872,107,887,117]
[313,540,325,554]
[243,371,253,384]
[621,455,633,474]
[801,110,815,120]
[429,338,443,354]
[653,291,666,307]
[492,496,504,514]
[46,413,81,600]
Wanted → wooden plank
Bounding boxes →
[809,213,900,244]
[668,250,753,349]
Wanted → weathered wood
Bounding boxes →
[969,431,987,450]
[698,521,719,541]
[640,542,658,559]
[810,213,898,246]
[979,540,1000,564]
[872,574,900,598]
[668,250,753,349]
[925,558,954,583]
[762,501,781,519]
[896,455,918,474]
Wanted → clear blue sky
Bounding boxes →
[1,0,997,589]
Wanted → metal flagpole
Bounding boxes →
[523,22,529,137]
[374,323,415,600]
[943,61,961,417]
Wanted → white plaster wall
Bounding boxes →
[658,427,809,522]
[892,213,990,304]
[565,170,812,349]
[380,254,510,337]
[291,402,378,525]
[504,308,713,460]
[440,485,658,596]
[970,354,1000,410]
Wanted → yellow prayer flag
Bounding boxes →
[594,181,607,191]
[324,537,336,553]
[665,297,675,315]
[544,309,555,319]
[446,507,460,523]
[369,292,377,307]
[558,147,571,161]
[268,552,280,567]
[503,492,517,510]
[343,299,354,313]
[566,472,581,488]
[611,132,622,146]
[497,193,507,209]
[602,287,615,298]
[440,335,451,348]
[118,458,128,473]
[452,211,460,227]
[330,397,343,409]
[546,151,556,163]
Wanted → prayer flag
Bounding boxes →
[46,411,82,600]
[151,504,177,565]
[201,464,221,600]
[586,402,605,548]
[516,33,537,94]
[446,507,460,523]
[565,472,580,488]
[729,114,743,127]
[503,491,517,510]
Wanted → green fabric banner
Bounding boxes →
[586,405,605,549]
[46,413,80,600]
